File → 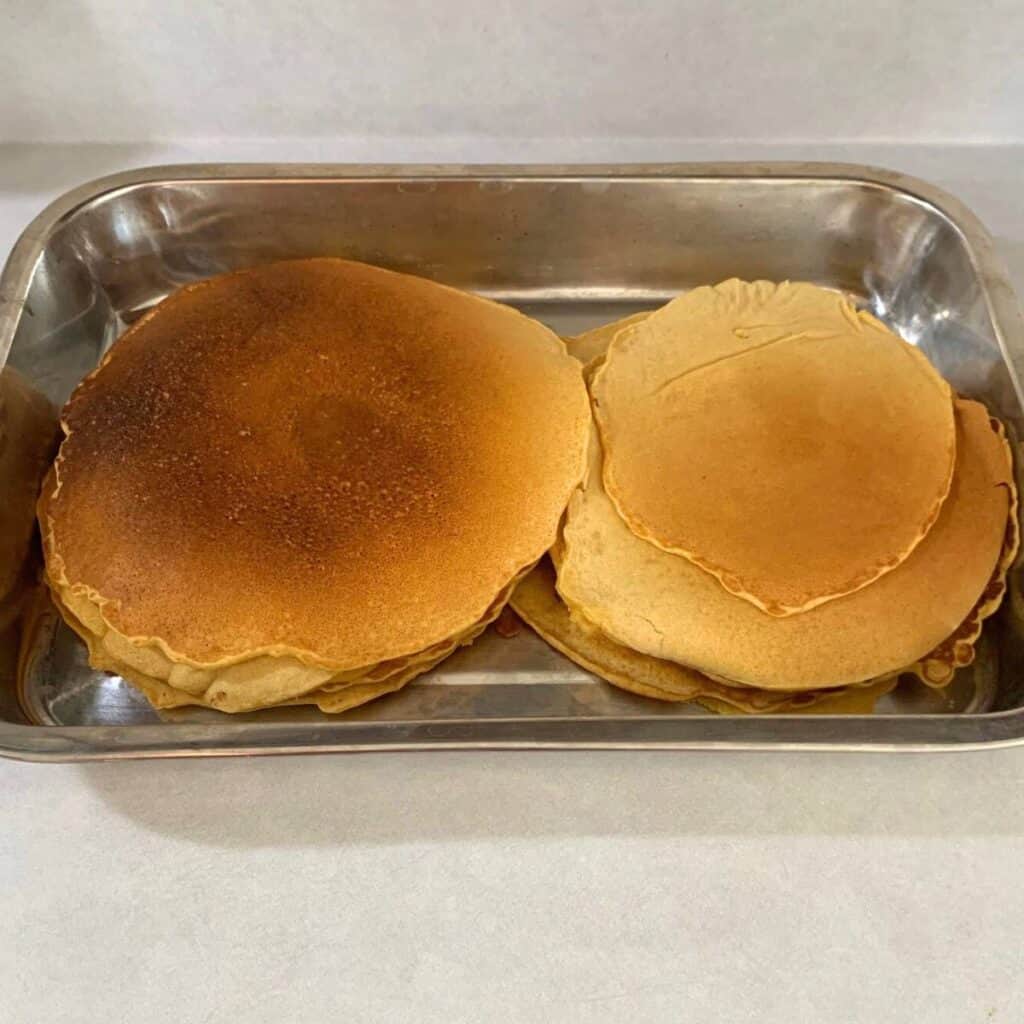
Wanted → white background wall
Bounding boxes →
[3,0,1023,144]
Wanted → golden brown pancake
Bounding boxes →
[558,401,1012,690]
[510,560,896,714]
[40,258,590,710]
[591,280,956,615]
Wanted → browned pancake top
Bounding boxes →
[43,258,590,668]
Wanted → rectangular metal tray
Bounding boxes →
[3,162,1024,760]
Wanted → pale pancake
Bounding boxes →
[564,302,1017,689]
[697,681,897,715]
[558,401,1012,690]
[591,280,956,615]
[52,570,520,713]
[510,560,895,714]
[303,672,421,714]
[40,259,590,690]
[566,312,650,369]
[904,417,1020,687]
[0,369,56,630]
[85,618,470,714]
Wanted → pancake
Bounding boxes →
[590,280,956,615]
[40,257,590,711]
[85,606,486,714]
[48,563,526,713]
[0,369,56,631]
[563,301,1016,690]
[558,400,1012,690]
[566,312,650,369]
[510,560,896,714]
[697,681,897,715]
[904,416,1020,687]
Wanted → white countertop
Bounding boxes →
[2,141,1023,1023]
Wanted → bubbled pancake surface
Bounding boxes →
[41,258,590,673]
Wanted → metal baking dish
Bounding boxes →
[2,162,1023,760]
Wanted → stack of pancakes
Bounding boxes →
[511,280,1019,713]
[38,258,590,713]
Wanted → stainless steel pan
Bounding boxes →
[2,163,1022,759]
